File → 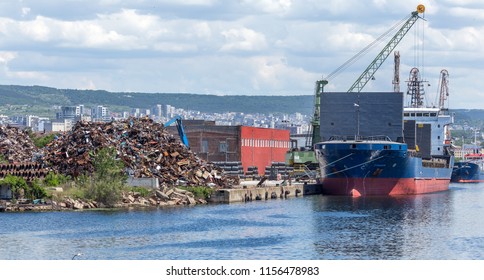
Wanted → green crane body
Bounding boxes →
[347,11,422,93]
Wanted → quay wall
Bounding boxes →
[209,183,323,203]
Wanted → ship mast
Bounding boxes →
[393,51,400,92]
[437,69,449,109]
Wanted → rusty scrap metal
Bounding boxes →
[0,125,40,163]
[39,117,232,188]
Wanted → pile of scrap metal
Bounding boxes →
[0,126,49,180]
[40,117,235,188]
[0,125,40,163]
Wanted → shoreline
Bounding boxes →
[1,180,322,212]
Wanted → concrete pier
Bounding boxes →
[209,181,323,203]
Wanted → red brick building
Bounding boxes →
[168,120,290,176]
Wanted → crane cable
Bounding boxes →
[325,13,412,82]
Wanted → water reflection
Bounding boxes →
[311,192,453,259]
[0,184,483,260]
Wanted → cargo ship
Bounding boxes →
[451,144,484,183]
[314,90,454,196]
[311,6,455,196]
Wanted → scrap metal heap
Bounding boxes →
[41,117,235,188]
[0,125,40,162]
[0,126,49,180]
[1,117,237,188]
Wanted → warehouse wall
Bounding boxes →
[240,126,290,176]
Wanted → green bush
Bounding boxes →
[1,175,47,200]
[82,147,127,207]
[179,186,213,200]
[29,179,48,199]
[2,175,28,199]
[127,186,151,197]
[43,172,70,187]
[26,129,58,148]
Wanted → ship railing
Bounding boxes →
[422,158,448,168]
[327,135,392,142]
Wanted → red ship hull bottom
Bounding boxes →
[321,177,450,196]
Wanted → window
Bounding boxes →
[201,140,208,153]
[219,141,227,152]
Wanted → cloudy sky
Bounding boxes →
[0,0,483,109]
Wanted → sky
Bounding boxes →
[0,0,483,109]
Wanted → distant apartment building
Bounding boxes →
[78,104,86,116]
[152,104,163,120]
[56,106,82,120]
[92,105,110,122]
[165,105,175,119]
[10,115,25,125]
[25,115,39,131]
[131,108,141,117]
[37,118,51,132]
[44,118,74,132]
[129,108,152,118]
[0,115,9,124]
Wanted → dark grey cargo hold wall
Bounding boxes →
[319,92,404,142]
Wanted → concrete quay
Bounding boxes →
[209,180,323,203]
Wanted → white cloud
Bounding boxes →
[242,0,292,14]
[154,0,217,5]
[0,0,483,109]
[0,51,16,64]
[21,7,31,17]
[220,27,268,52]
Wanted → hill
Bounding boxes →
[1,85,484,127]
[0,85,315,116]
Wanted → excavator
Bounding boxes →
[164,115,189,148]
[285,4,426,175]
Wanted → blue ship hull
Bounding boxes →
[451,161,484,183]
[314,138,453,196]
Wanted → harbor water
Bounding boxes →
[0,183,483,260]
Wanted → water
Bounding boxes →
[1,183,483,260]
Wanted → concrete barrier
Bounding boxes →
[127,177,159,189]
[209,183,323,203]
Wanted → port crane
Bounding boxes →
[164,115,189,148]
[286,5,425,172]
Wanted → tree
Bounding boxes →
[83,147,127,207]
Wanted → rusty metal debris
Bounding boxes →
[0,126,40,163]
[0,163,49,180]
[0,117,239,190]
[39,117,234,188]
